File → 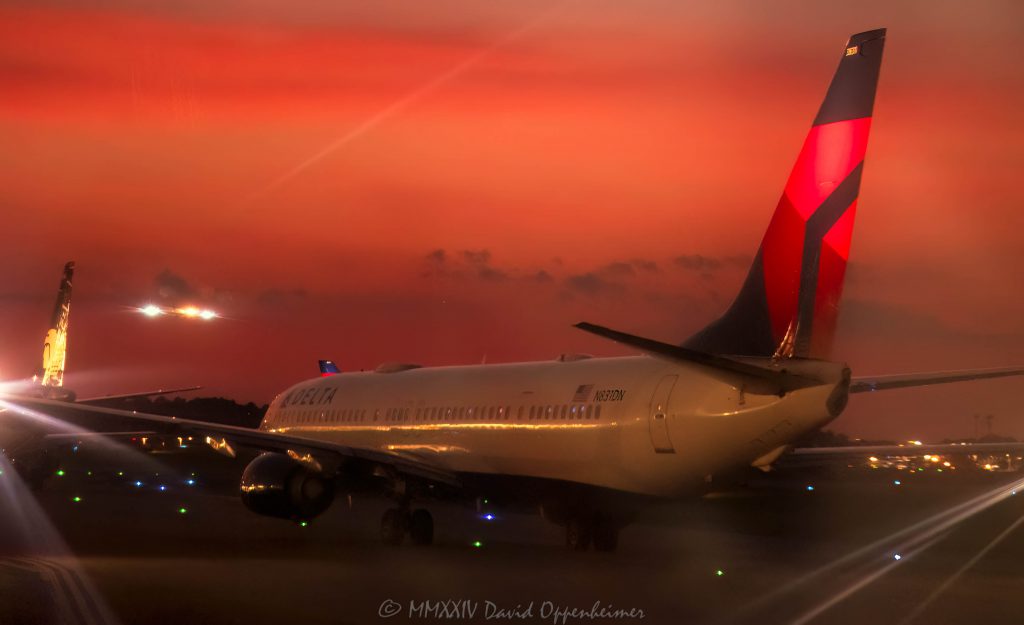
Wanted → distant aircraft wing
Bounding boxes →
[850,367,1024,393]
[76,386,204,404]
[785,441,1024,470]
[1,396,459,488]
[791,441,1024,458]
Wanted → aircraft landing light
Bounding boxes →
[137,304,219,320]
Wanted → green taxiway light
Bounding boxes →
[473,541,483,548]
[72,496,81,503]
[716,570,724,577]
[300,521,309,527]
[178,507,188,515]
[56,469,65,477]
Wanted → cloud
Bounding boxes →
[561,258,661,298]
[154,269,197,301]
[673,254,750,272]
[564,272,625,297]
[421,248,514,282]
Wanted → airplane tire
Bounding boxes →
[409,509,434,546]
[565,515,592,551]
[592,518,619,552]
[380,508,407,545]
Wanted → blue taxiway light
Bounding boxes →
[806,485,815,492]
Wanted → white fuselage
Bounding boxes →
[260,356,847,498]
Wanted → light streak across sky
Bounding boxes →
[243,1,569,211]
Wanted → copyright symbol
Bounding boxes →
[379,599,402,619]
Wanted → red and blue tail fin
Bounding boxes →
[684,28,885,360]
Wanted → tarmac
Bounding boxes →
[2,442,1023,625]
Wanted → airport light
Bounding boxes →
[716,570,724,577]
[199,309,217,320]
[140,304,163,317]
[72,496,81,503]
[55,469,64,477]
[472,541,483,548]
[893,554,902,561]
[894,480,902,486]
[806,485,815,492]
[178,507,188,515]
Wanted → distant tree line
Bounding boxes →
[91,395,267,428]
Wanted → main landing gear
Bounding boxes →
[380,506,434,546]
[565,511,620,552]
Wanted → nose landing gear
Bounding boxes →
[565,511,620,552]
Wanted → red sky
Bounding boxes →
[1,0,1022,440]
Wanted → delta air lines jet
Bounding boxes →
[4,28,1024,551]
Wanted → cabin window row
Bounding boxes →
[278,402,603,425]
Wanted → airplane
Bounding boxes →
[0,262,200,487]
[4,28,1024,551]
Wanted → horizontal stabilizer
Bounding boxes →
[574,322,822,393]
[850,367,1024,393]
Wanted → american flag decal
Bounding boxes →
[572,384,594,402]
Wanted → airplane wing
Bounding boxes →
[1,396,459,488]
[76,386,204,404]
[849,367,1024,393]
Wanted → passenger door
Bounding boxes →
[648,375,677,453]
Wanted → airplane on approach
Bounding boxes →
[3,28,1024,551]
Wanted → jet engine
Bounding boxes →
[240,453,334,521]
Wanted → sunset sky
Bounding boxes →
[1,0,1022,440]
